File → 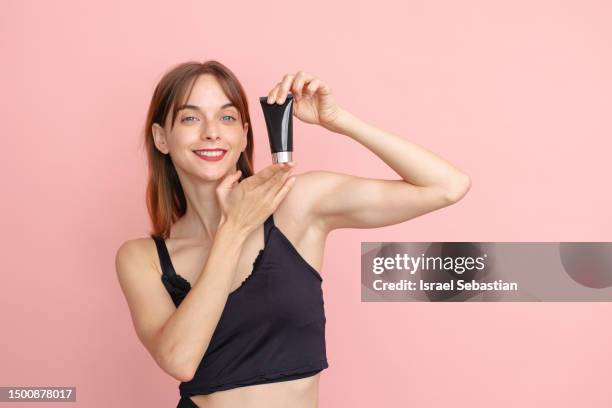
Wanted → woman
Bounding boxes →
[116,60,470,408]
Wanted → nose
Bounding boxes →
[203,133,220,140]
[201,122,220,140]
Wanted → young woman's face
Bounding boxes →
[156,74,248,181]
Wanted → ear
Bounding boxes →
[241,122,249,152]
[152,123,169,154]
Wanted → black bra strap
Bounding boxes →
[264,214,275,243]
[152,216,274,277]
[151,235,177,278]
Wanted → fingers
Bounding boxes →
[276,74,296,104]
[270,173,297,210]
[267,71,319,104]
[267,83,282,104]
[217,169,242,192]
[265,165,294,197]
[291,71,312,99]
[259,163,293,192]
[292,71,317,100]
[261,164,298,212]
[266,73,295,105]
[304,78,321,97]
[245,163,286,189]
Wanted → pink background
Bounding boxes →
[2,0,611,406]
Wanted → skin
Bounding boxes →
[119,71,471,408]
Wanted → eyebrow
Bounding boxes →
[176,103,237,113]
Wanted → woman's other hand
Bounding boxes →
[215,163,296,235]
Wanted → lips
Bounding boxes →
[193,148,227,153]
[193,149,227,162]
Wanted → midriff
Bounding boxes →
[189,373,321,408]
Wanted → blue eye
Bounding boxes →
[181,115,235,123]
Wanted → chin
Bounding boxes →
[200,166,235,180]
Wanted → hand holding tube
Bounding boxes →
[264,70,341,130]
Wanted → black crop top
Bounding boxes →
[151,213,329,397]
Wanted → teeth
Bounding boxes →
[196,151,224,157]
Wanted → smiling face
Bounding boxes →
[152,74,249,181]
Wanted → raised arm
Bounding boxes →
[265,70,471,232]
[303,108,471,232]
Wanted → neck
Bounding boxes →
[172,172,230,242]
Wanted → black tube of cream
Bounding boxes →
[259,93,294,163]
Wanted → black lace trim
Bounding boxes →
[162,249,266,306]
[252,249,265,270]
[168,273,191,292]
[161,274,190,307]
[231,249,264,294]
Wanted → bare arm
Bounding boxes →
[298,108,470,232]
[154,220,248,381]
[116,163,293,382]
[266,72,470,232]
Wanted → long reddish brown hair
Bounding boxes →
[142,60,255,239]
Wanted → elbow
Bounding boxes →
[167,358,196,383]
[445,175,471,203]
[174,365,195,383]
[156,348,196,383]
[177,370,195,383]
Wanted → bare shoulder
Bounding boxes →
[289,169,345,203]
[280,170,339,233]
[292,169,337,181]
[290,169,332,190]
[115,237,177,363]
[115,237,166,298]
[115,238,158,278]
[276,170,330,236]
[279,170,322,219]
